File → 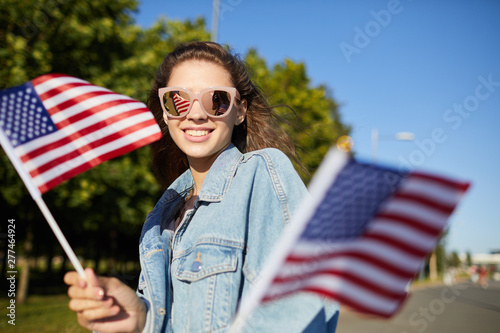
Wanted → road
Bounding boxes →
[336,280,500,333]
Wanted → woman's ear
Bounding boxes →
[236,99,247,125]
[163,113,169,126]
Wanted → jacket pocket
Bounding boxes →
[172,242,241,332]
[174,243,238,281]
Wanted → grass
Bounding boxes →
[0,261,140,332]
[0,294,89,333]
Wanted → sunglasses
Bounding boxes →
[158,86,241,118]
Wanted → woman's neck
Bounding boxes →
[189,167,206,196]
[186,147,228,195]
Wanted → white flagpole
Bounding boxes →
[0,127,86,280]
[229,148,349,332]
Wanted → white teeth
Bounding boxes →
[185,130,210,137]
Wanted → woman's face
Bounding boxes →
[164,60,246,170]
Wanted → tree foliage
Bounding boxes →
[447,251,461,268]
[245,50,349,176]
[0,0,350,277]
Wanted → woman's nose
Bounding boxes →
[186,99,207,121]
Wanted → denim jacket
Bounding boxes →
[137,144,339,332]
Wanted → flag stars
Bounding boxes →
[0,83,57,147]
[303,161,405,241]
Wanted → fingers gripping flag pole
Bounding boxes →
[0,74,162,279]
[230,147,470,331]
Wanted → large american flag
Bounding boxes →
[0,73,162,194]
[261,152,470,317]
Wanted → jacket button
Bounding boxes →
[191,251,202,272]
[191,261,202,272]
[158,308,166,315]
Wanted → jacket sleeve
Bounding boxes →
[240,149,339,332]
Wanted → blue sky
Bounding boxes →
[133,0,500,255]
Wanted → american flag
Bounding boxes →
[173,92,190,115]
[0,73,162,194]
[261,152,470,317]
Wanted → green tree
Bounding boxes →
[447,251,461,268]
[466,251,473,266]
[435,243,446,274]
[245,49,350,180]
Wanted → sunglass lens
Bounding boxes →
[202,90,232,116]
[163,91,191,116]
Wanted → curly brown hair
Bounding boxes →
[148,41,302,188]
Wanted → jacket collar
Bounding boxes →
[197,143,242,202]
[167,143,242,203]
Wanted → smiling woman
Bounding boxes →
[64,41,340,333]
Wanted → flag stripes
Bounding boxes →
[27,117,156,177]
[285,241,421,278]
[173,92,190,115]
[18,106,148,161]
[37,128,159,193]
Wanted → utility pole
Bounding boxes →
[211,0,221,42]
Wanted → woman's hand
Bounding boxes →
[64,268,146,333]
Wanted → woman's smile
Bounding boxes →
[183,127,213,142]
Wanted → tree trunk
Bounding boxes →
[107,230,118,275]
[46,241,54,276]
[17,227,33,304]
[429,251,438,281]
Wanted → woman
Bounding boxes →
[65,41,339,332]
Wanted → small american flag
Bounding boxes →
[173,92,190,115]
[261,151,470,318]
[0,73,162,194]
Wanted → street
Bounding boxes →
[336,280,500,332]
